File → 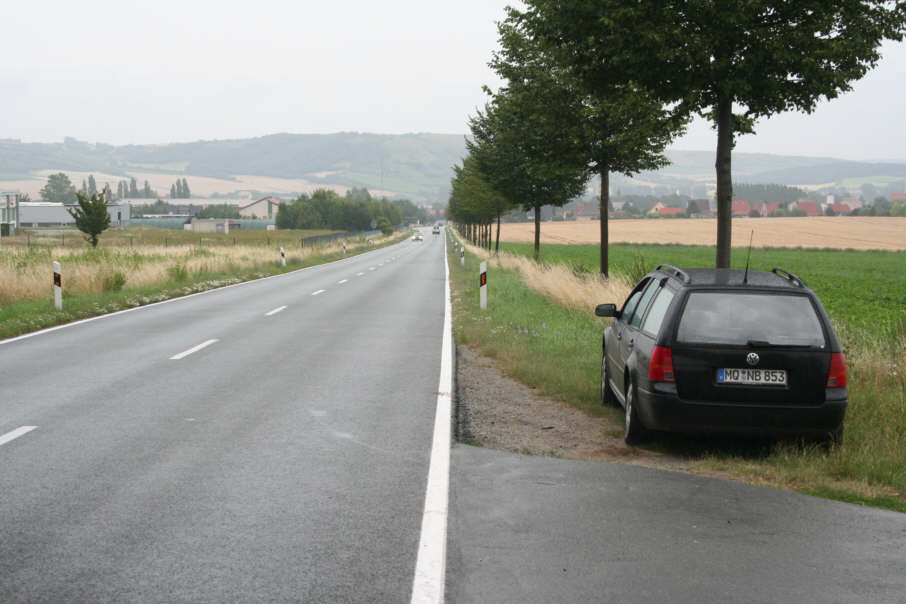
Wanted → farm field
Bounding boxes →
[498,242,906,341]
[497,216,906,251]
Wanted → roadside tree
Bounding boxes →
[524,1,906,267]
[68,191,111,247]
[502,8,686,276]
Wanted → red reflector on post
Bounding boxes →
[649,346,675,382]
[826,352,847,388]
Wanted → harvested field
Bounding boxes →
[498,216,906,251]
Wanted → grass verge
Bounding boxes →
[449,232,905,513]
[0,231,409,340]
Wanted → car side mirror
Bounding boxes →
[595,303,617,317]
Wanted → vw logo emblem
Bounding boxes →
[746,352,760,366]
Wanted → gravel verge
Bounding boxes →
[455,345,695,473]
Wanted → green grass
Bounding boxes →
[450,235,906,513]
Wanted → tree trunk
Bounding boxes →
[533,205,541,261]
[495,211,501,253]
[599,168,610,278]
[715,95,734,268]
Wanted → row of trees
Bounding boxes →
[170,178,192,199]
[275,189,427,233]
[448,2,905,275]
[42,172,155,203]
[116,177,155,199]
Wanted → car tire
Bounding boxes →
[600,352,615,407]
[822,423,844,451]
[624,380,649,445]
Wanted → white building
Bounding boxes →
[18,202,130,227]
[238,197,281,219]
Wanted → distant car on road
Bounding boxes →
[432,226,440,235]
[595,264,847,447]
[412,233,423,241]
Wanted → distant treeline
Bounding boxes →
[275,188,428,231]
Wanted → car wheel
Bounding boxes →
[600,353,615,407]
[624,380,648,445]
[822,423,844,451]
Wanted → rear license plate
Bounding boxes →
[717,368,787,385]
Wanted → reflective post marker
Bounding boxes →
[460,248,465,267]
[280,246,286,267]
[479,261,487,310]
[53,261,62,310]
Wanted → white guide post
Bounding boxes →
[53,261,62,310]
[280,246,286,267]
[460,247,465,267]
[479,261,487,310]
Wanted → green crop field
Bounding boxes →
[499,242,906,346]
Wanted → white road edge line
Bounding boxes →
[337,279,348,284]
[357,272,365,277]
[0,426,38,447]
[311,289,326,296]
[170,339,219,360]
[265,305,287,316]
[410,234,452,604]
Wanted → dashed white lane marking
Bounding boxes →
[170,339,219,360]
[0,426,37,448]
[337,279,348,284]
[265,305,287,316]
[369,267,376,271]
[410,235,452,604]
[311,289,326,296]
[357,272,365,276]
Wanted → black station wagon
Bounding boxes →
[595,264,847,446]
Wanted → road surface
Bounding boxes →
[1,232,447,602]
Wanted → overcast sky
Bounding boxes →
[3,1,904,161]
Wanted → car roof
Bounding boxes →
[652,266,811,291]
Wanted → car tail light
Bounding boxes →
[826,352,847,388]
[649,346,675,382]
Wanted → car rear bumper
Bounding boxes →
[637,385,847,436]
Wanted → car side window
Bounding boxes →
[641,287,675,336]
[620,279,649,323]
[629,280,660,328]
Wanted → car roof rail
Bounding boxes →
[771,267,806,288]
[655,263,691,283]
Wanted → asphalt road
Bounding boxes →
[0,230,448,602]
[447,445,906,604]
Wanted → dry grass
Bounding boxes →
[456,237,632,313]
[0,235,392,304]
[497,217,906,251]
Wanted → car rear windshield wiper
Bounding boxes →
[746,340,821,349]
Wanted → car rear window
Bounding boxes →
[676,292,826,347]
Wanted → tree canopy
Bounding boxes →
[40,172,78,204]
[467,43,589,259]
[501,6,687,275]
[275,189,415,232]
[523,0,906,267]
[68,191,111,247]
